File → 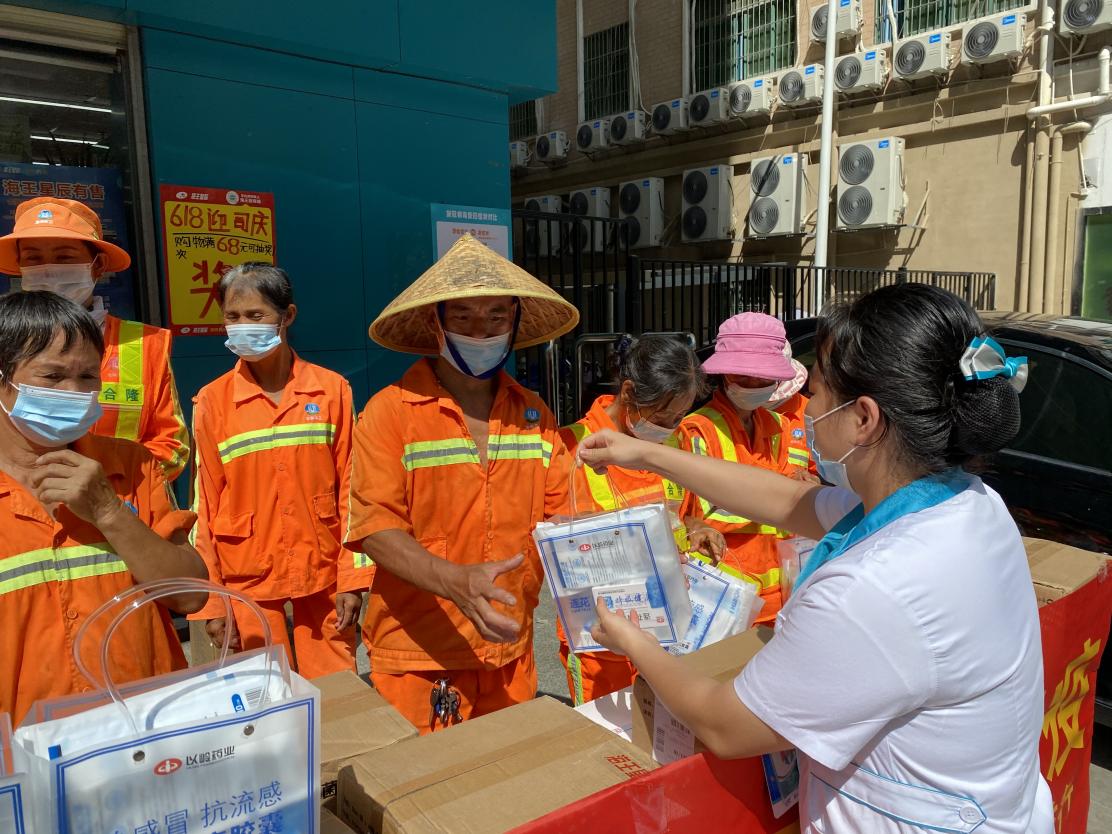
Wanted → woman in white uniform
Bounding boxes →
[579,284,1053,834]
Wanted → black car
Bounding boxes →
[783,312,1112,726]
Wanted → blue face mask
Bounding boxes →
[804,400,857,491]
[0,377,103,447]
[225,323,282,361]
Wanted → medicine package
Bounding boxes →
[533,502,692,653]
[668,557,764,655]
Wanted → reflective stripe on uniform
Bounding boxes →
[402,438,480,470]
[403,434,552,471]
[788,448,810,467]
[693,405,783,534]
[563,421,683,510]
[738,565,781,593]
[0,543,127,597]
[112,319,145,441]
[217,423,336,464]
[567,651,586,706]
[488,434,553,466]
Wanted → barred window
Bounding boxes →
[509,101,537,141]
[693,0,797,90]
[875,0,1024,40]
[583,22,630,121]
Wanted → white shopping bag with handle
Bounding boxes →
[1,713,29,834]
[13,579,321,834]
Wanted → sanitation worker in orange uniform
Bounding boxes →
[0,291,206,725]
[0,197,190,480]
[190,263,370,678]
[345,234,578,733]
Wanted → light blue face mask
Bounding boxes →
[225,323,282,361]
[0,377,103,447]
[804,400,857,491]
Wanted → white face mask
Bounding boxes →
[20,263,96,308]
[624,412,675,444]
[225,323,283,361]
[440,331,512,378]
[725,382,777,412]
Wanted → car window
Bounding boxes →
[1003,343,1112,472]
[789,334,816,397]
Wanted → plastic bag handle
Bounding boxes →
[570,458,632,516]
[72,578,282,737]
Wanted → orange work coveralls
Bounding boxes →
[190,355,370,678]
[0,433,193,725]
[345,359,571,733]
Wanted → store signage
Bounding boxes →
[430,203,510,259]
[160,185,276,336]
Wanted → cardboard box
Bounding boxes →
[337,696,657,834]
[631,627,774,761]
[319,671,418,803]
[322,806,358,834]
[1023,537,1110,606]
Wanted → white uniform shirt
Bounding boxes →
[736,478,1054,834]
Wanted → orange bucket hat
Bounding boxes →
[0,197,131,275]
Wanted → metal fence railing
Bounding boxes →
[509,208,997,421]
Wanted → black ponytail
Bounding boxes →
[815,284,1021,474]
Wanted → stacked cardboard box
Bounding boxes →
[337,696,657,833]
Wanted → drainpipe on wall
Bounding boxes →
[1025,0,1056,312]
[812,0,840,309]
[1043,121,1092,313]
[1018,130,1036,310]
[1025,46,1109,311]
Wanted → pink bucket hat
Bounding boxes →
[702,312,795,380]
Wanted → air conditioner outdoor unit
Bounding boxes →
[893,32,952,79]
[682,164,734,242]
[576,118,611,152]
[522,195,563,256]
[962,12,1026,64]
[1060,0,1112,34]
[610,111,650,145]
[651,98,689,135]
[748,154,809,238]
[836,137,907,230]
[569,186,612,252]
[835,49,890,94]
[535,131,569,163]
[509,142,528,169]
[619,177,665,249]
[778,65,825,106]
[689,87,732,126]
[728,77,776,118]
[811,0,863,41]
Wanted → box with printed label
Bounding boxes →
[630,627,774,761]
[533,503,692,653]
[318,672,417,805]
[337,696,657,834]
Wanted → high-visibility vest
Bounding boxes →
[687,404,784,536]
[97,317,146,441]
[93,315,189,479]
[564,421,690,551]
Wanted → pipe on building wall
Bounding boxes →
[575,0,584,123]
[681,0,691,98]
[1024,0,1056,313]
[1017,129,1036,311]
[1026,47,1111,118]
[1043,121,1092,313]
[1028,125,1052,312]
[812,0,840,285]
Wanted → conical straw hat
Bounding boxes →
[369,233,579,354]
